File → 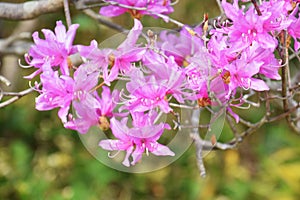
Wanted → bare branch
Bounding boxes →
[228,116,267,145]
[280,31,289,112]
[0,75,11,86]
[0,0,64,20]
[268,104,300,123]
[189,109,206,177]
[0,87,35,108]
[226,114,241,141]
[190,132,206,177]
[64,0,72,28]
[72,0,106,10]
[0,32,32,55]
[188,108,236,177]
[215,0,224,14]
[251,0,262,16]
[289,47,300,62]
[82,9,127,32]
[277,30,300,134]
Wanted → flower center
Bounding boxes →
[197,97,211,107]
[222,70,231,84]
[129,10,142,20]
[98,116,110,131]
[183,55,191,67]
[108,53,115,66]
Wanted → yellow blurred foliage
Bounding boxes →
[224,150,250,181]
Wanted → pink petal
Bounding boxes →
[250,78,269,91]
[118,19,143,50]
[54,21,67,43]
[122,146,134,167]
[150,143,175,156]
[227,107,239,123]
[65,23,79,51]
[110,118,130,141]
[58,105,70,123]
[131,145,144,166]
[23,69,42,79]
[99,139,123,151]
[99,6,127,17]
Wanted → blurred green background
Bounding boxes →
[1,0,300,199]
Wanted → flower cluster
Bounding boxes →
[210,0,295,94]
[24,0,300,167]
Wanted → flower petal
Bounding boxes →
[99,6,127,17]
[150,143,175,156]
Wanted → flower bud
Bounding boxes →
[98,116,110,131]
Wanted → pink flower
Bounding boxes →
[99,0,174,19]
[158,26,204,66]
[99,117,174,167]
[260,0,293,32]
[207,33,236,69]
[123,69,172,113]
[244,42,281,80]
[224,52,269,96]
[78,40,112,82]
[36,62,100,127]
[35,62,75,123]
[220,0,278,52]
[25,21,79,78]
[65,85,119,134]
[288,8,300,51]
[130,110,158,127]
[145,56,185,103]
[183,56,227,106]
[78,19,145,85]
[183,61,209,100]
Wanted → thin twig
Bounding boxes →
[190,132,206,177]
[0,32,32,55]
[226,114,241,141]
[268,104,300,123]
[73,0,106,10]
[281,31,289,112]
[82,9,127,33]
[180,107,226,129]
[0,75,11,86]
[264,91,271,117]
[215,0,224,14]
[0,87,35,108]
[250,0,262,16]
[64,0,72,27]
[289,47,300,63]
[189,109,206,177]
[191,105,300,151]
[228,116,267,145]
[279,30,300,133]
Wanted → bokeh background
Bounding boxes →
[1,0,300,199]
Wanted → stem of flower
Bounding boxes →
[90,81,105,92]
[281,31,289,112]
[64,0,72,27]
[251,0,262,16]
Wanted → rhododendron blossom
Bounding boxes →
[65,85,119,134]
[25,21,79,78]
[122,69,172,113]
[78,19,145,85]
[99,117,174,167]
[23,0,300,168]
